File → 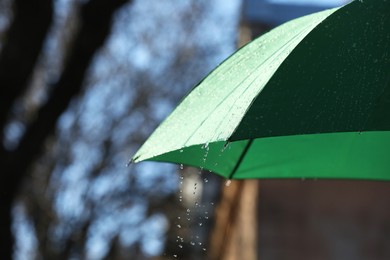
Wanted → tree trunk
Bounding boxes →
[208,180,259,260]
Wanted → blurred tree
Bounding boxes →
[0,0,129,258]
[0,0,241,259]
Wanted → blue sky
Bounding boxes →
[269,0,348,6]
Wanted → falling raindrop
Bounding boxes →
[178,244,183,248]
[221,141,230,152]
[190,241,195,246]
[177,224,181,228]
[225,180,232,186]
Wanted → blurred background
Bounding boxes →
[1,0,389,259]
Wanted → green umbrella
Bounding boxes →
[131,0,390,180]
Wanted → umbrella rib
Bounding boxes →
[228,139,254,179]
[208,25,314,143]
[183,25,314,147]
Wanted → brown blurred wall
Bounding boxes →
[258,180,390,260]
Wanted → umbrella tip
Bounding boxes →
[127,155,139,167]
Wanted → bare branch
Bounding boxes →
[0,0,53,133]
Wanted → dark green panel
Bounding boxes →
[231,0,390,140]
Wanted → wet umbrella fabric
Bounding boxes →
[131,0,390,180]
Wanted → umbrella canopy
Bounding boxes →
[131,0,390,180]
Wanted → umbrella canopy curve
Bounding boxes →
[131,0,390,180]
